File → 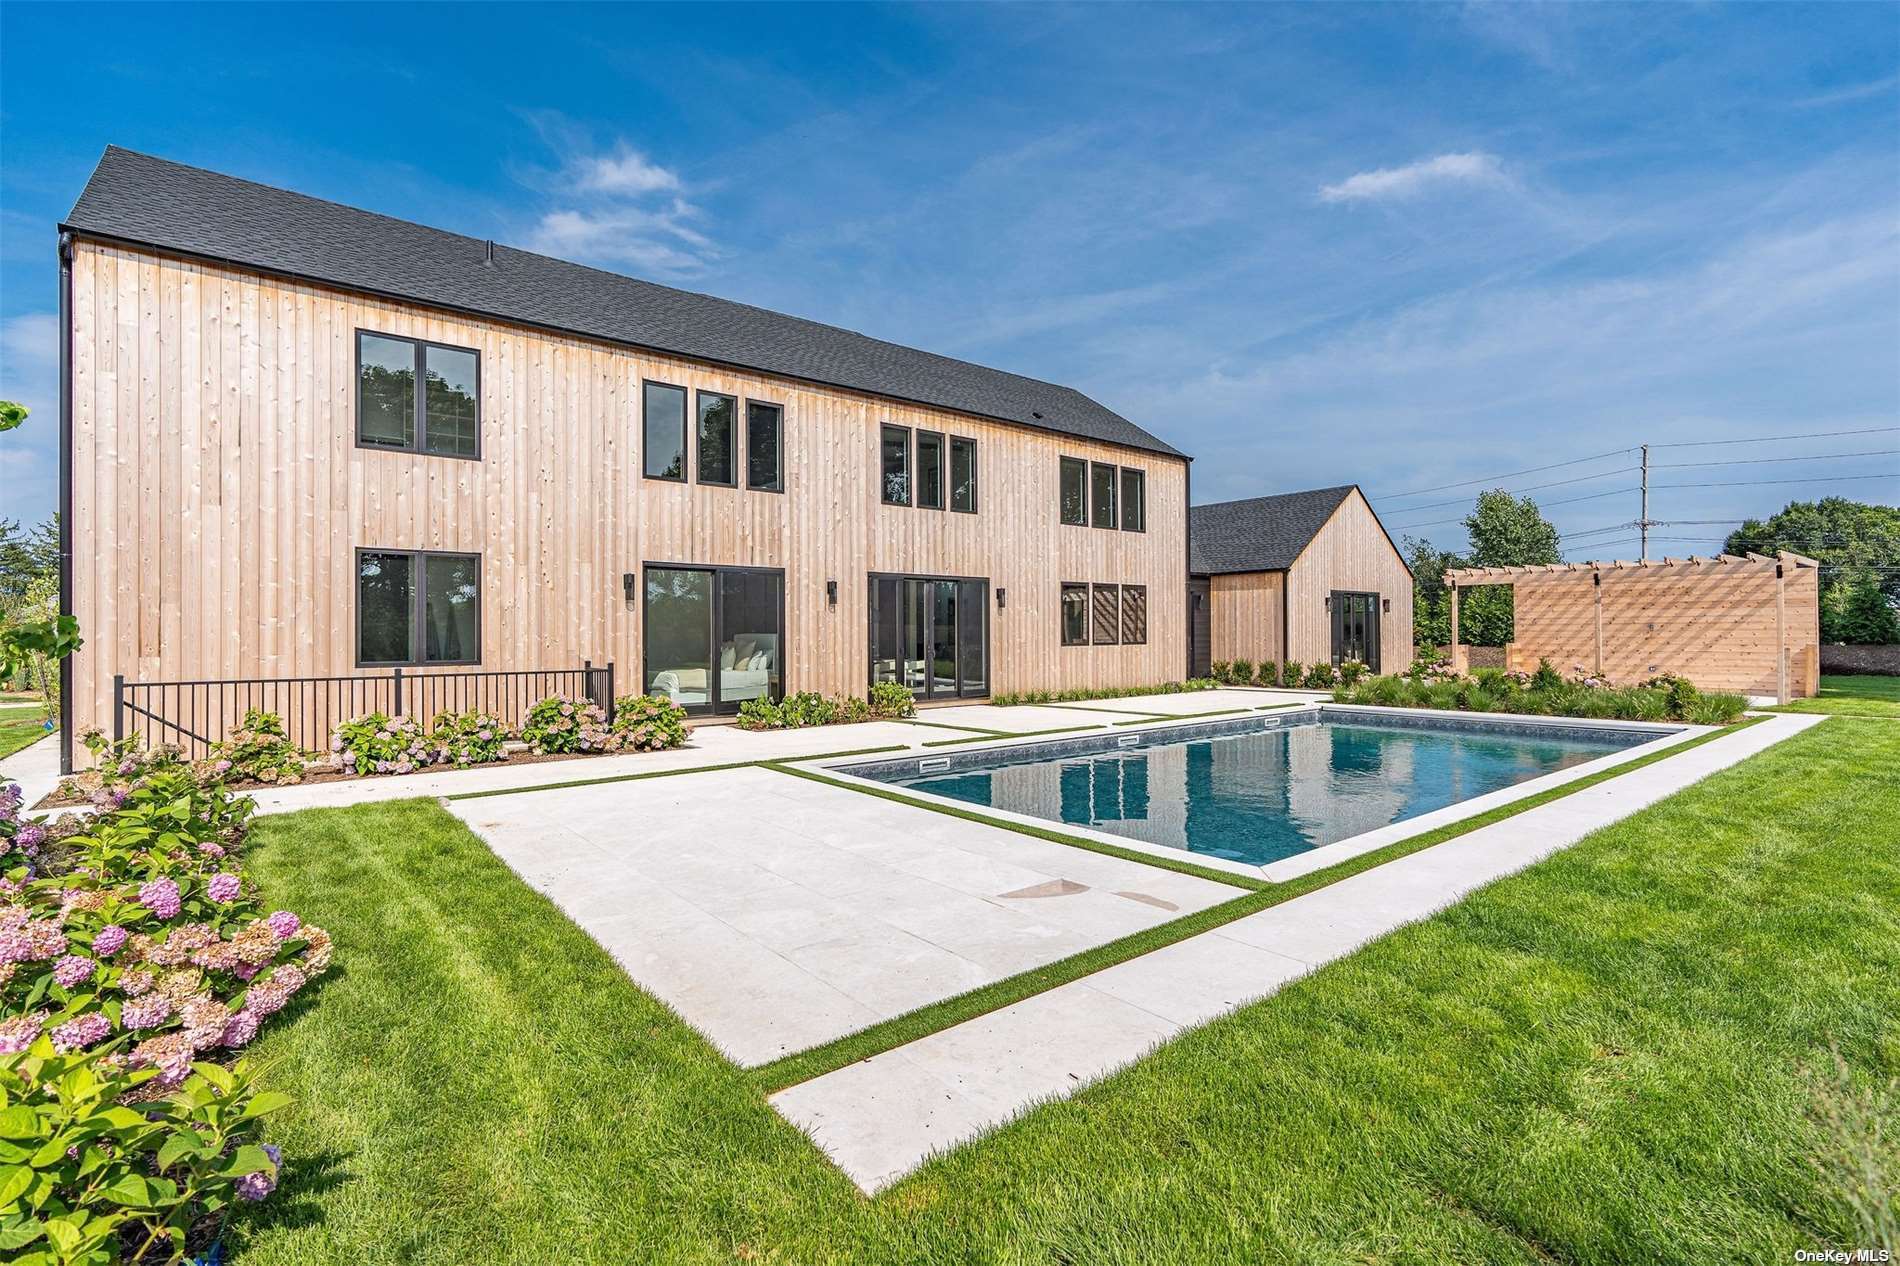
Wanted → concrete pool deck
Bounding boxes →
[769,711,1824,1193]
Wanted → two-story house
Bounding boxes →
[53,148,1191,768]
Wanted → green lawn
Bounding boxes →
[0,711,53,761]
[232,718,1897,1264]
[1772,673,1900,717]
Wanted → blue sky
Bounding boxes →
[2,2,1895,555]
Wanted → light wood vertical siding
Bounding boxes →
[1493,560,1820,697]
[1282,490,1414,672]
[66,241,1188,751]
[1208,572,1283,664]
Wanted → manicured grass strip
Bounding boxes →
[1044,702,1174,718]
[1257,701,1307,711]
[1767,673,1900,718]
[0,716,54,762]
[750,717,1768,1091]
[920,723,1105,747]
[445,744,912,801]
[894,717,1010,736]
[1112,707,1255,725]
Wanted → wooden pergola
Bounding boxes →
[1444,551,1821,703]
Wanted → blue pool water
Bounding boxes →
[873,716,1652,867]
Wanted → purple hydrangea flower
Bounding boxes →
[138,878,182,920]
[199,842,226,860]
[0,1012,43,1053]
[52,954,95,988]
[13,823,46,853]
[51,1012,113,1052]
[220,1007,260,1048]
[235,1168,277,1202]
[266,910,301,940]
[93,924,128,957]
[262,1143,282,1167]
[121,993,175,1031]
[207,873,242,903]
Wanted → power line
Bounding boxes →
[1386,485,1639,531]
[1382,466,1640,515]
[1650,425,1899,448]
[1650,449,1898,470]
[1374,448,1634,502]
[1654,472,1900,489]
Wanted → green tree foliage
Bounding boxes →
[1404,536,1462,650]
[1454,490,1562,646]
[1723,498,1900,644]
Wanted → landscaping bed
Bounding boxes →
[1335,657,1747,724]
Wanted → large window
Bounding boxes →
[356,550,480,666]
[1121,469,1146,532]
[747,401,783,491]
[1061,583,1090,646]
[643,382,687,480]
[1091,463,1118,529]
[1059,457,1087,526]
[1091,583,1121,644]
[356,331,480,458]
[1121,585,1148,644]
[950,437,977,513]
[696,391,736,485]
[643,566,784,716]
[917,431,945,510]
[881,425,911,505]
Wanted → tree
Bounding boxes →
[1456,489,1561,646]
[1403,535,1465,650]
[1724,498,1900,643]
[0,402,82,716]
[1835,572,1900,645]
[0,515,59,605]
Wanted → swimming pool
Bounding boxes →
[841,709,1667,868]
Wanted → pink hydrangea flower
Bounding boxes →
[207,873,241,903]
[51,1012,113,1052]
[220,1007,260,1048]
[120,993,175,1031]
[266,910,301,940]
[52,954,95,988]
[138,878,182,920]
[0,1012,43,1053]
[94,925,128,956]
[199,841,226,860]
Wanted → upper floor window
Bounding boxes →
[356,331,480,459]
[881,425,911,506]
[1121,469,1146,532]
[1091,462,1118,529]
[917,430,946,509]
[644,382,687,481]
[357,549,480,666]
[696,391,737,485]
[747,401,783,492]
[950,437,978,513]
[1059,457,1087,526]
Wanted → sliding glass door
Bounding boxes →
[644,565,784,716]
[869,574,988,700]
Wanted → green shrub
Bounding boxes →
[429,710,512,767]
[1303,662,1337,689]
[521,697,615,755]
[1531,658,1564,691]
[1229,659,1255,688]
[867,682,917,719]
[202,709,312,786]
[735,691,870,730]
[1684,692,1747,725]
[1281,661,1304,689]
[1336,659,1370,687]
[1209,661,1233,686]
[331,713,439,776]
[610,694,689,751]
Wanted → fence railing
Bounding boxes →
[112,662,615,762]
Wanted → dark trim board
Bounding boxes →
[57,232,75,774]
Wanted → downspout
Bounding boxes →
[57,231,75,773]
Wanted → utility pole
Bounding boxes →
[1639,443,1651,561]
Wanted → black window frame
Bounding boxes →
[354,547,482,668]
[1121,584,1148,645]
[745,399,784,493]
[642,379,689,483]
[1121,468,1146,533]
[916,429,946,510]
[1059,456,1087,527]
[1091,582,1121,645]
[880,424,913,507]
[354,329,482,461]
[1090,462,1118,530]
[1060,582,1091,647]
[949,435,978,514]
[694,389,738,487]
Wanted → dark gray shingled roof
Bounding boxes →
[63,147,1184,459]
[1189,485,1360,574]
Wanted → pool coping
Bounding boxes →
[795,705,1704,885]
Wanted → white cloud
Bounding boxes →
[576,144,682,196]
[527,203,713,274]
[1319,152,1513,204]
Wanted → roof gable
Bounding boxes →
[63,147,1184,459]
[1189,485,1360,573]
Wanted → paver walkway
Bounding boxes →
[769,712,1824,1193]
[445,764,1238,1065]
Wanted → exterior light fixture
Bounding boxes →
[1324,595,1332,613]
[997,588,1007,609]
[622,573,636,609]
[826,579,838,607]
[1382,598,1391,613]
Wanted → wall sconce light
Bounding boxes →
[1382,598,1391,613]
[1323,595,1332,613]
[825,579,838,608]
[996,588,1007,609]
[622,573,636,609]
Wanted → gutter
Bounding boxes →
[57,231,74,774]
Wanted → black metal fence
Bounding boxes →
[113,662,614,761]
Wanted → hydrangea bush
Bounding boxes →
[200,709,313,786]
[866,683,917,719]
[331,712,438,776]
[520,697,615,755]
[608,695,688,752]
[427,710,511,767]
[0,760,329,1260]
